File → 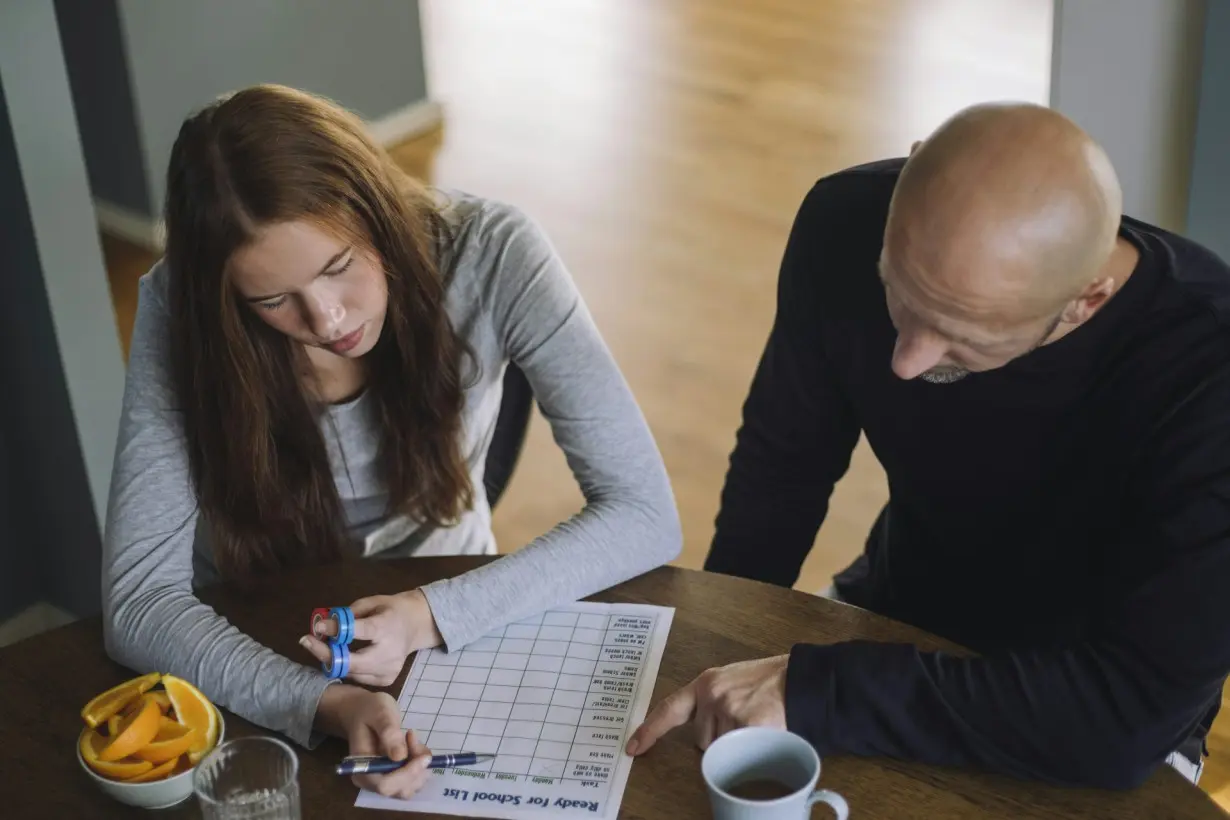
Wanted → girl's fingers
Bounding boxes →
[392,753,431,794]
[314,600,382,642]
[298,635,333,664]
[348,725,380,757]
[349,596,387,618]
[349,598,390,642]
[351,614,379,642]
[407,730,431,759]
[347,644,404,679]
[354,755,430,799]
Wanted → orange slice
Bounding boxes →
[187,707,223,764]
[147,691,173,715]
[98,697,161,762]
[162,675,218,760]
[125,691,172,718]
[106,714,121,737]
[81,672,161,728]
[133,717,197,763]
[79,728,153,780]
[124,757,178,783]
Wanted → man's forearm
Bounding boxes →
[785,640,1212,789]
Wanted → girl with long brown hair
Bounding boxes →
[102,84,680,798]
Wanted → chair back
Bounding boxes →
[483,363,533,509]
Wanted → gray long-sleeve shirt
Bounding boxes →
[102,191,682,747]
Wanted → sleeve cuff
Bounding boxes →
[786,643,841,755]
[420,579,470,652]
[290,676,339,749]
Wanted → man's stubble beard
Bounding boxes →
[915,312,1064,386]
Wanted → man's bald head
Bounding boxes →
[880,102,1129,383]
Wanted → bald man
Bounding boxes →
[628,103,1230,789]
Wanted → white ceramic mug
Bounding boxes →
[701,727,849,820]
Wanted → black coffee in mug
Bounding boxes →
[725,778,797,801]
[702,728,848,819]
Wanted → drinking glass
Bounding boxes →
[193,737,301,820]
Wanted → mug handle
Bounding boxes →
[807,789,849,820]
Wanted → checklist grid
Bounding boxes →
[399,610,654,784]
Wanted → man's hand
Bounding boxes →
[625,655,789,756]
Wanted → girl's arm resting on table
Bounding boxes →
[103,272,335,748]
[421,203,683,650]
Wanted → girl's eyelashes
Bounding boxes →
[254,254,353,310]
[325,255,354,277]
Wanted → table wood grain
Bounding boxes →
[3,557,1223,818]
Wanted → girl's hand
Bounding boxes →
[315,685,432,799]
[300,590,443,687]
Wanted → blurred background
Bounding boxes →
[2,0,1227,803]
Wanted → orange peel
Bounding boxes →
[80,672,160,728]
[124,757,179,783]
[79,728,153,780]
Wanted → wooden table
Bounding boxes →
[4,557,1224,818]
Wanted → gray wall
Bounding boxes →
[0,2,127,619]
[1186,0,1230,261]
[0,82,47,621]
[53,0,152,215]
[57,0,430,220]
[1050,0,1208,231]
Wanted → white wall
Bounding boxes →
[1050,0,1208,231]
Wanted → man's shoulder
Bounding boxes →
[1111,219,1230,452]
[799,157,905,217]
[790,157,905,265]
[779,158,904,310]
[1129,217,1230,323]
[820,156,907,184]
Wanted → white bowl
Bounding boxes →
[77,708,225,810]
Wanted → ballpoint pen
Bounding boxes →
[336,752,496,776]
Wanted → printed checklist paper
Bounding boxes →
[356,602,675,819]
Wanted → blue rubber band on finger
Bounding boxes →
[324,642,350,679]
[330,606,354,646]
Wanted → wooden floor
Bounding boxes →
[97,0,1229,810]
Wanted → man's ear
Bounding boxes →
[909,140,923,156]
[1061,277,1116,326]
